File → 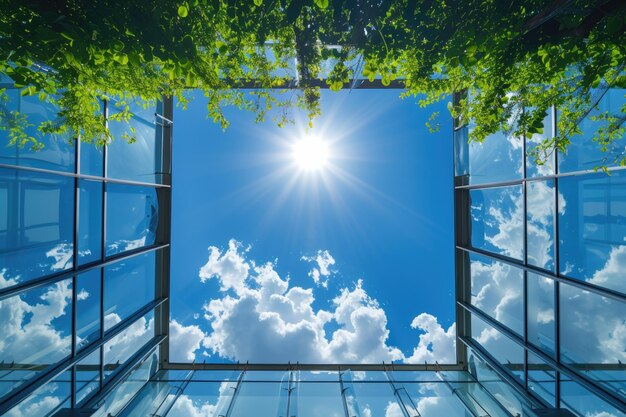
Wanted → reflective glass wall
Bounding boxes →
[0,82,172,416]
[454,90,626,417]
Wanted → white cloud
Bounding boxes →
[167,395,217,417]
[103,313,153,366]
[302,250,336,288]
[77,289,90,301]
[194,240,453,364]
[588,245,626,293]
[169,320,207,362]
[45,242,73,271]
[405,314,456,364]
[384,401,404,417]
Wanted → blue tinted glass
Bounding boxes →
[560,283,626,399]
[465,126,523,185]
[3,370,71,417]
[0,168,74,284]
[229,382,282,417]
[525,108,555,177]
[78,179,103,265]
[559,88,626,172]
[526,180,555,271]
[76,349,101,405]
[166,382,227,417]
[453,127,469,178]
[526,273,555,356]
[558,171,626,294]
[560,378,624,417]
[470,186,523,260]
[0,279,72,401]
[76,269,102,350]
[80,141,104,177]
[527,352,556,406]
[104,251,155,332]
[103,310,155,379]
[107,101,163,184]
[469,253,524,336]
[105,183,158,257]
[470,314,524,384]
[0,91,75,172]
[296,382,345,417]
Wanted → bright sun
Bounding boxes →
[292,135,329,171]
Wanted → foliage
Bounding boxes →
[1,0,625,165]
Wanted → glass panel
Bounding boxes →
[526,273,555,356]
[470,314,524,383]
[387,370,444,382]
[525,107,555,177]
[0,279,72,401]
[296,382,344,417]
[229,382,282,417]
[351,382,399,417]
[75,349,101,406]
[190,370,241,382]
[559,170,626,294]
[93,347,159,417]
[560,284,626,399]
[103,310,155,379]
[76,269,102,350]
[526,352,556,407]
[453,126,469,179]
[404,382,470,417]
[470,185,524,260]
[0,91,75,173]
[105,183,159,257]
[103,251,155,332]
[107,101,163,184]
[2,370,71,417]
[78,179,103,265]
[298,371,340,382]
[526,180,555,271]
[166,381,228,417]
[0,168,74,284]
[561,378,625,417]
[469,253,524,336]
[559,88,626,173]
[465,125,523,185]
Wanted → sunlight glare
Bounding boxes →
[292,135,329,171]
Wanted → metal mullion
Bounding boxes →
[0,299,166,415]
[455,245,626,303]
[552,104,562,407]
[163,362,465,371]
[100,97,108,392]
[459,302,626,413]
[521,115,529,391]
[0,243,170,301]
[71,128,80,408]
[0,163,171,188]
[454,165,626,191]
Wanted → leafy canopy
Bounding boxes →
[1,0,625,164]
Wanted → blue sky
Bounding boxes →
[169,89,455,363]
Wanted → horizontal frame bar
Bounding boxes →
[163,362,466,371]
[0,243,169,301]
[456,246,626,303]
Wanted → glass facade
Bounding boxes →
[1,80,624,417]
[454,95,626,416]
[0,83,172,416]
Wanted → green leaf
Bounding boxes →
[314,0,328,8]
[254,0,262,5]
[178,4,189,17]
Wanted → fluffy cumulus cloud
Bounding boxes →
[301,250,336,288]
[167,395,217,417]
[175,240,456,365]
[405,314,456,364]
[588,244,626,293]
[169,320,207,362]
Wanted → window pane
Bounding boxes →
[351,382,399,417]
[0,92,75,173]
[453,127,469,178]
[558,88,626,173]
[470,186,523,260]
[296,382,344,417]
[104,252,156,332]
[76,269,102,350]
[78,179,103,265]
[0,168,74,283]
[560,378,624,417]
[0,279,72,401]
[560,284,626,399]
[103,310,155,379]
[105,183,159,257]
[526,180,555,271]
[75,349,101,406]
[469,253,524,336]
[470,314,524,384]
[558,171,626,294]
[464,126,523,185]
[527,352,556,407]
[107,102,163,184]
[229,382,282,417]
[526,273,555,356]
[525,108,554,177]
[167,382,230,417]
[3,370,71,417]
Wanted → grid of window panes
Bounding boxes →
[454,89,626,417]
[0,83,171,416]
